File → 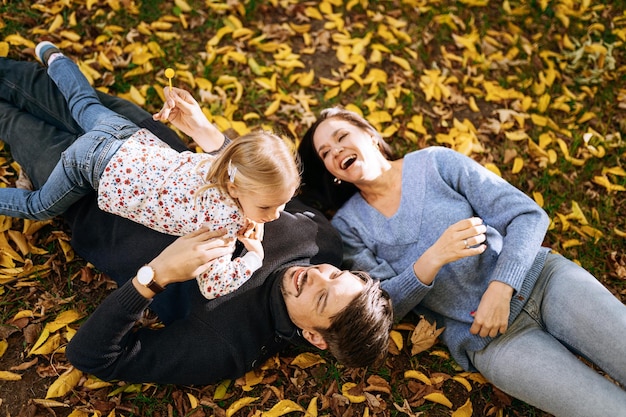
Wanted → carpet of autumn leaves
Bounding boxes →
[1,0,626,416]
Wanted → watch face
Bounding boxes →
[137,266,154,285]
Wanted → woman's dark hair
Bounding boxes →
[298,107,396,217]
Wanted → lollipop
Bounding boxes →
[165,67,175,89]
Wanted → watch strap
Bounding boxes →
[146,279,165,294]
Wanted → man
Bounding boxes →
[0,58,393,384]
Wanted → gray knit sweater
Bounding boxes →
[331,146,550,370]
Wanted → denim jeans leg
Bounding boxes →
[0,117,136,220]
[0,100,77,188]
[470,254,626,417]
[46,56,123,133]
[540,254,626,385]
[0,58,83,133]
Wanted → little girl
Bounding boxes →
[0,42,301,299]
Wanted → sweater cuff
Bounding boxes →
[115,280,154,314]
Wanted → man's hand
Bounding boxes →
[150,227,234,285]
[469,281,514,338]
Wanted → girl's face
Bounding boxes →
[228,185,294,224]
[312,118,382,183]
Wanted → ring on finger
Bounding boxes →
[463,239,469,249]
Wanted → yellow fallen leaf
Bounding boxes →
[424,392,453,408]
[0,339,7,357]
[46,367,82,399]
[484,163,501,177]
[613,228,626,238]
[511,156,523,174]
[404,369,432,385]
[0,370,21,381]
[452,376,472,391]
[32,398,69,407]
[67,410,90,417]
[214,379,231,400]
[82,375,112,390]
[49,14,64,33]
[306,396,318,417]
[264,98,281,116]
[341,382,366,403]
[452,399,473,417]
[562,239,582,249]
[242,369,264,391]
[173,0,192,12]
[323,86,340,100]
[0,41,9,57]
[226,396,258,417]
[187,392,199,409]
[48,310,83,332]
[262,399,305,416]
[389,330,403,351]
[290,352,326,368]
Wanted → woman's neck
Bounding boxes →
[358,159,403,216]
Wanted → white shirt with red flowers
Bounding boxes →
[98,128,261,299]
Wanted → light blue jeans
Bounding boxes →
[0,55,138,220]
[470,253,626,417]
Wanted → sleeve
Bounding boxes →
[195,252,261,299]
[332,212,432,320]
[65,280,240,385]
[436,149,550,292]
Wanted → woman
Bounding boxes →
[299,107,626,417]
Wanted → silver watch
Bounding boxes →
[137,265,164,294]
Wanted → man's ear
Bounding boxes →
[302,329,328,350]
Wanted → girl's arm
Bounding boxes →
[153,87,227,153]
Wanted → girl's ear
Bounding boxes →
[226,182,239,198]
[302,329,328,350]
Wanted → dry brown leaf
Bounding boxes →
[410,316,445,355]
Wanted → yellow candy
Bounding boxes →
[164,67,175,89]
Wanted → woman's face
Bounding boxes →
[312,118,381,183]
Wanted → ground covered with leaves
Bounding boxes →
[1,0,625,416]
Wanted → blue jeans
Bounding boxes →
[470,253,626,417]
[0,56,138,220]
[0,57,195,324]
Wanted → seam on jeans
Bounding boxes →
[0,78,79,133]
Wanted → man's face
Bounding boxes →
[281,264,365,332]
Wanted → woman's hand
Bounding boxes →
[413,217,487,285]
[470,281,514,337]
[238,221,264,261]
[153,87,224,152]
[149,227,235,285]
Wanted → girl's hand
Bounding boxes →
[153,87,224,152]
[238,221,264,261]
[149,227,235,285]
[413,217,487,285]
[470,281,514,337]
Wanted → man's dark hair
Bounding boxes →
[316,271,393,369]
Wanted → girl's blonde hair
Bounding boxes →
[199,130,301,199]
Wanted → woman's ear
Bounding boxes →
[302,329,328,350]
